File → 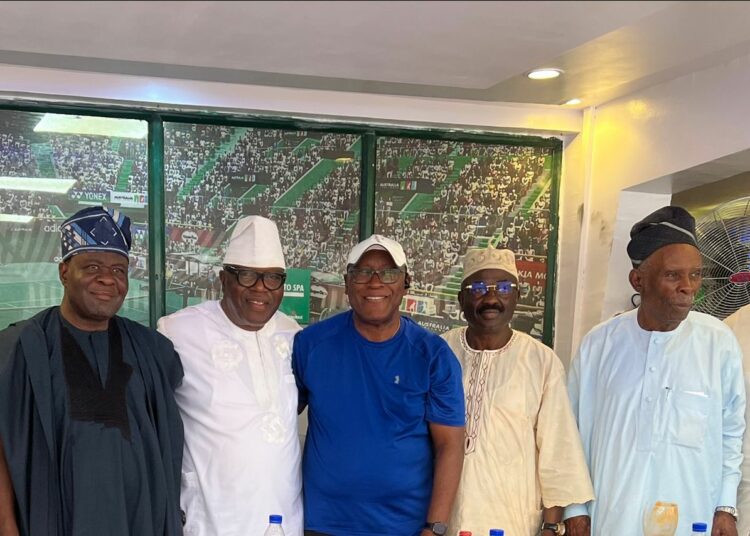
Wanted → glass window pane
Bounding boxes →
[0,110,150,328]
[375,137,554,340]
[163,124,361,325]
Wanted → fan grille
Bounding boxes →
[694,196,750,319]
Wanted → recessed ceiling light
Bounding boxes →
[527,68,563,80]
[564,98,582,106]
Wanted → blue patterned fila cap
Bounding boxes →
[60,206,132,261]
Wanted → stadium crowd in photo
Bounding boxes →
[0,110,555,338]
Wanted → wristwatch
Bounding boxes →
[715,506,738,521]
[424,521,448,535]
[540,521,566,535]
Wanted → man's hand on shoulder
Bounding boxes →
[712,511,738,536]
[565,515,591,536]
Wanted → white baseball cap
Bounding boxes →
[346,234,407,269]
[223,215,286,268]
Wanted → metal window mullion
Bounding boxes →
[147,114,165,327]
[359,132,377,240]
[542,142,563,347]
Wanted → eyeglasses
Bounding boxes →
[463,280,518,297]
[223,266,286,290]
[347,267,405,284]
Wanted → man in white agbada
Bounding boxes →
[565,206,745,536]
[157,216,302,535]
[725,303,750,536]
[441,246,594,536]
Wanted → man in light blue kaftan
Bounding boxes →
[565,206,745,536]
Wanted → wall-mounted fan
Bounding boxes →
[694,196,750,319]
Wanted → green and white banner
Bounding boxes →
[280,268,311,324]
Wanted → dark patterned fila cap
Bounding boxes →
[60,206,132,261]
[626,205,698,267]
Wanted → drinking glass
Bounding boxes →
[642,501,679,536]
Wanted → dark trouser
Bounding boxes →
[305,532,332,536]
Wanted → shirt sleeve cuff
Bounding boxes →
[718,482,739,509]
[564,503,589,520]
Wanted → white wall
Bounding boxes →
[0,64,582,134]
[553,111,591,364]
[570,52,750,359]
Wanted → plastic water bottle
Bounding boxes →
[691,522,707,534]
[489,530,504,536]
[264,514,285,535]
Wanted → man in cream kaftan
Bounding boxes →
[443,246,593,536]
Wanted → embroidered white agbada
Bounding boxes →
[441,327,594,536]
[158,300,302,536]
[725,304,750,536]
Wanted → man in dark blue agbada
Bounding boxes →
[0,206,184,536]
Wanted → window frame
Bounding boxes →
[0,100,562,345]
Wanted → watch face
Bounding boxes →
[716,506,738,519]
[542,522,565,535]
[432,522,448,535]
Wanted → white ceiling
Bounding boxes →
[1,1,750,107]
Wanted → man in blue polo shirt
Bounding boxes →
[293,235,465,536]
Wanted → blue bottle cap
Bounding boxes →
[692,522,707,532]
[269,514,283,524]
[489,530,504,536]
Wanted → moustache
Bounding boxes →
[478,304,504,314]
